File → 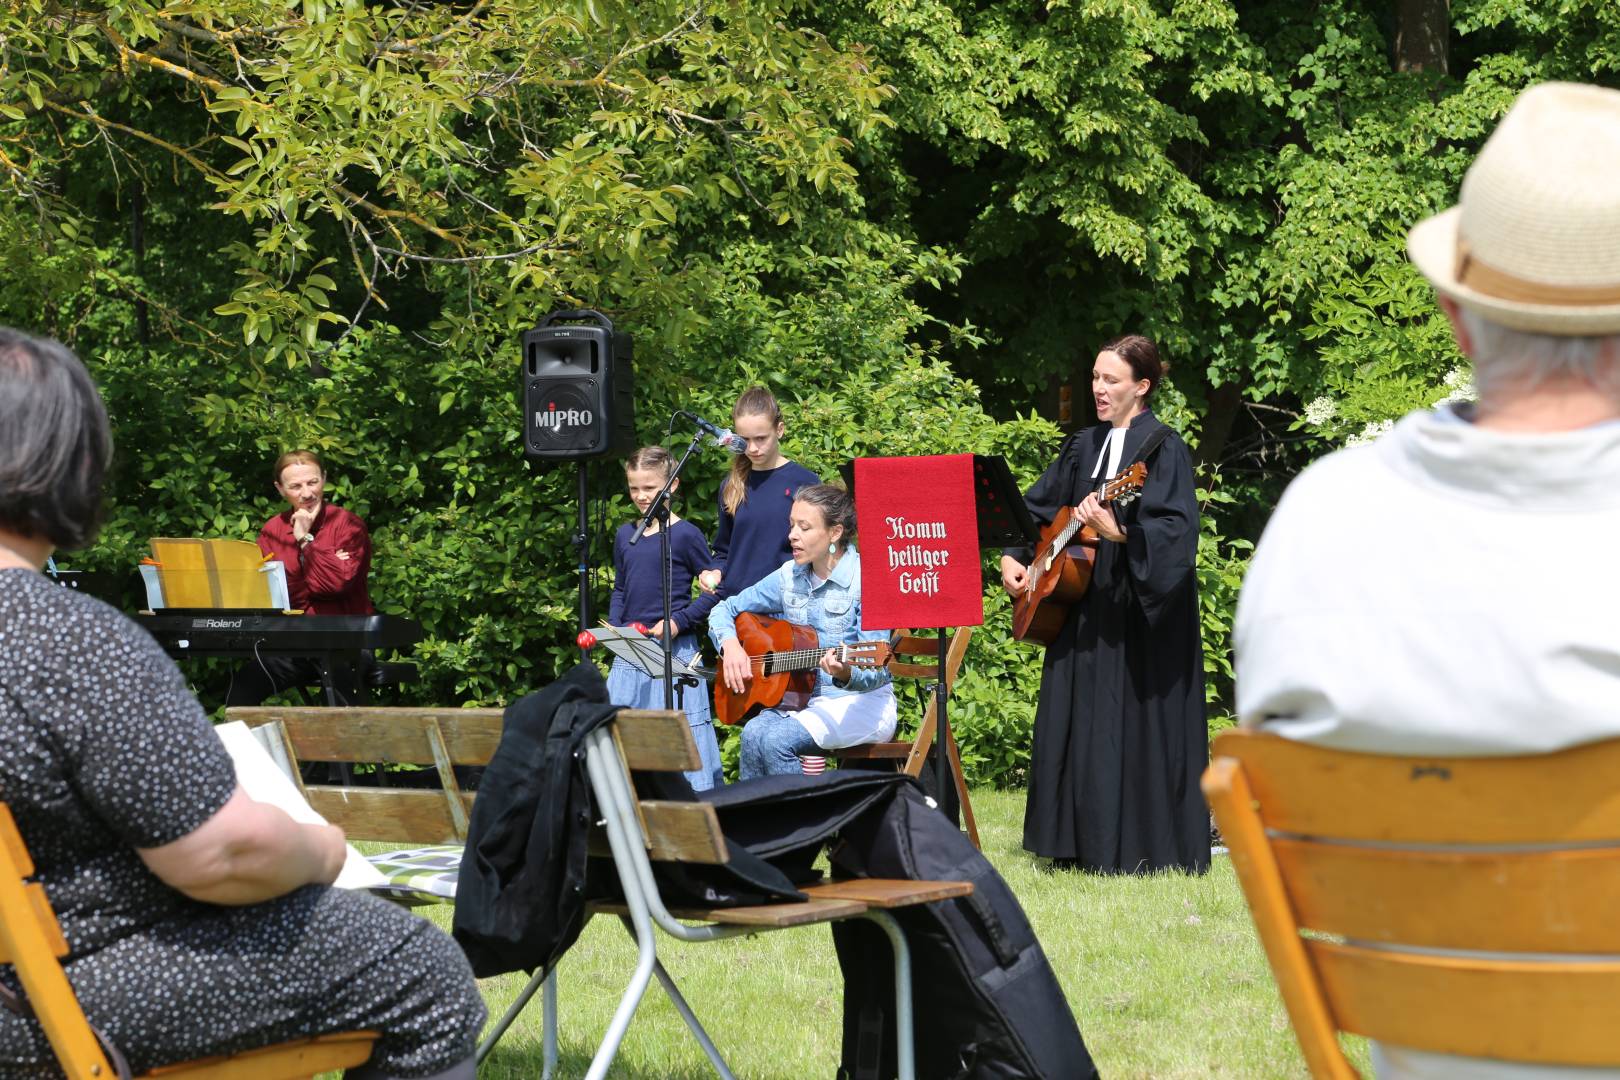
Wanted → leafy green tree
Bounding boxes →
[10,0,1620,782]
[0,1,898,671]
[787,0,1620,719]
[2,1,1049,783]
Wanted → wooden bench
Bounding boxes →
[230,705,502,903]
[230,707,503,830]
[231,704,551,1070]
[231,703,974,1080]
[0,801,376,1080]
[832,627,980,848]
[570,706,973,1080]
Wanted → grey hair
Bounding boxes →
[1456,307,1620,406]
[0,329,112,549]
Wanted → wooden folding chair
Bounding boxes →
[494,707,973,1080]
[1204,728,1620,1079]
[0,802,376,1080]
[831,627,980,848]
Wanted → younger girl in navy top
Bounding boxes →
[607,446,723,790]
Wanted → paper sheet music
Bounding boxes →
[213,721,388,891]
[592,624,711,680]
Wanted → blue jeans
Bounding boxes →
[738,708,819,780]
[605,636,724,791]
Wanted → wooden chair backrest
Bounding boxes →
[887,627,972,685]
[1204,728,1620,1079]
[0,803,118,1080]
[596,709,729,866]
[229,706,502,844]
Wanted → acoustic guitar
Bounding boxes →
[713,611,892,726]
[1009,462,1147,646]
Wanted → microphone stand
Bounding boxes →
[628,425,707,710]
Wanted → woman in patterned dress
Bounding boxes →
[0,328,486,1078]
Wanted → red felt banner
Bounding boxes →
[854,454,984,630]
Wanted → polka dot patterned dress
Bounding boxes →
[0,569,485,1076]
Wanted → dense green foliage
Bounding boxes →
[5,0,1617,786]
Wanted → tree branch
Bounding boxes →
[380,0,490,54]
[41,100,226,180]
[370,241,559,264]
[597,6,703,80]
[99,21,235,96]
[153,17,297,45]
[333,183,462,247]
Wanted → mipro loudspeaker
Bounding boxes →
[520,309,635,462]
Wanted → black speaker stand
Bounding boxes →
[573,460,593,659]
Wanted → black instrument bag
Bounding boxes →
[828,783,1097,1080]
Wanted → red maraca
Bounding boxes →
[631,622,651,636]
[576,630,597,650]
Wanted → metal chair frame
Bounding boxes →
[479,724,918,1080]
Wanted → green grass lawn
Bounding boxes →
[413,788,1368,1078]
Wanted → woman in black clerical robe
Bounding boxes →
[1001,335,1209,874]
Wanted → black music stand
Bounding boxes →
[627,422,709,712]
[840,454,1035,827]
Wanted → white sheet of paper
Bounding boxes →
[213,721,388,891]
[593,624,711,679]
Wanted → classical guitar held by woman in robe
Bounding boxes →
[1009,462,1146,646]
[713,611,892,726]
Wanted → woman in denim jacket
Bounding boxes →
[709,484,897,778]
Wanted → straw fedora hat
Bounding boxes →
[1408,81,1620,336]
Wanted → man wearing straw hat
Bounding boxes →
[1235,81,1620,1077]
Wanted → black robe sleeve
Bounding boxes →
[1122,433,1199,628]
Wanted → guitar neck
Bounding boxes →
[1052,514,1084,550]
[759,646,836,673]
[1058,479,1130,543]
[1037,479,1129,564]
[757,641,886,674]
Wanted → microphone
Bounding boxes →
[676,410,747,454]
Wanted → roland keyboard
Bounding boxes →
[134,611,424,658]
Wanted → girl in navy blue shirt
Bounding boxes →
[687,386,820,619]
[683,387,821,771]
[607,446,723,789]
